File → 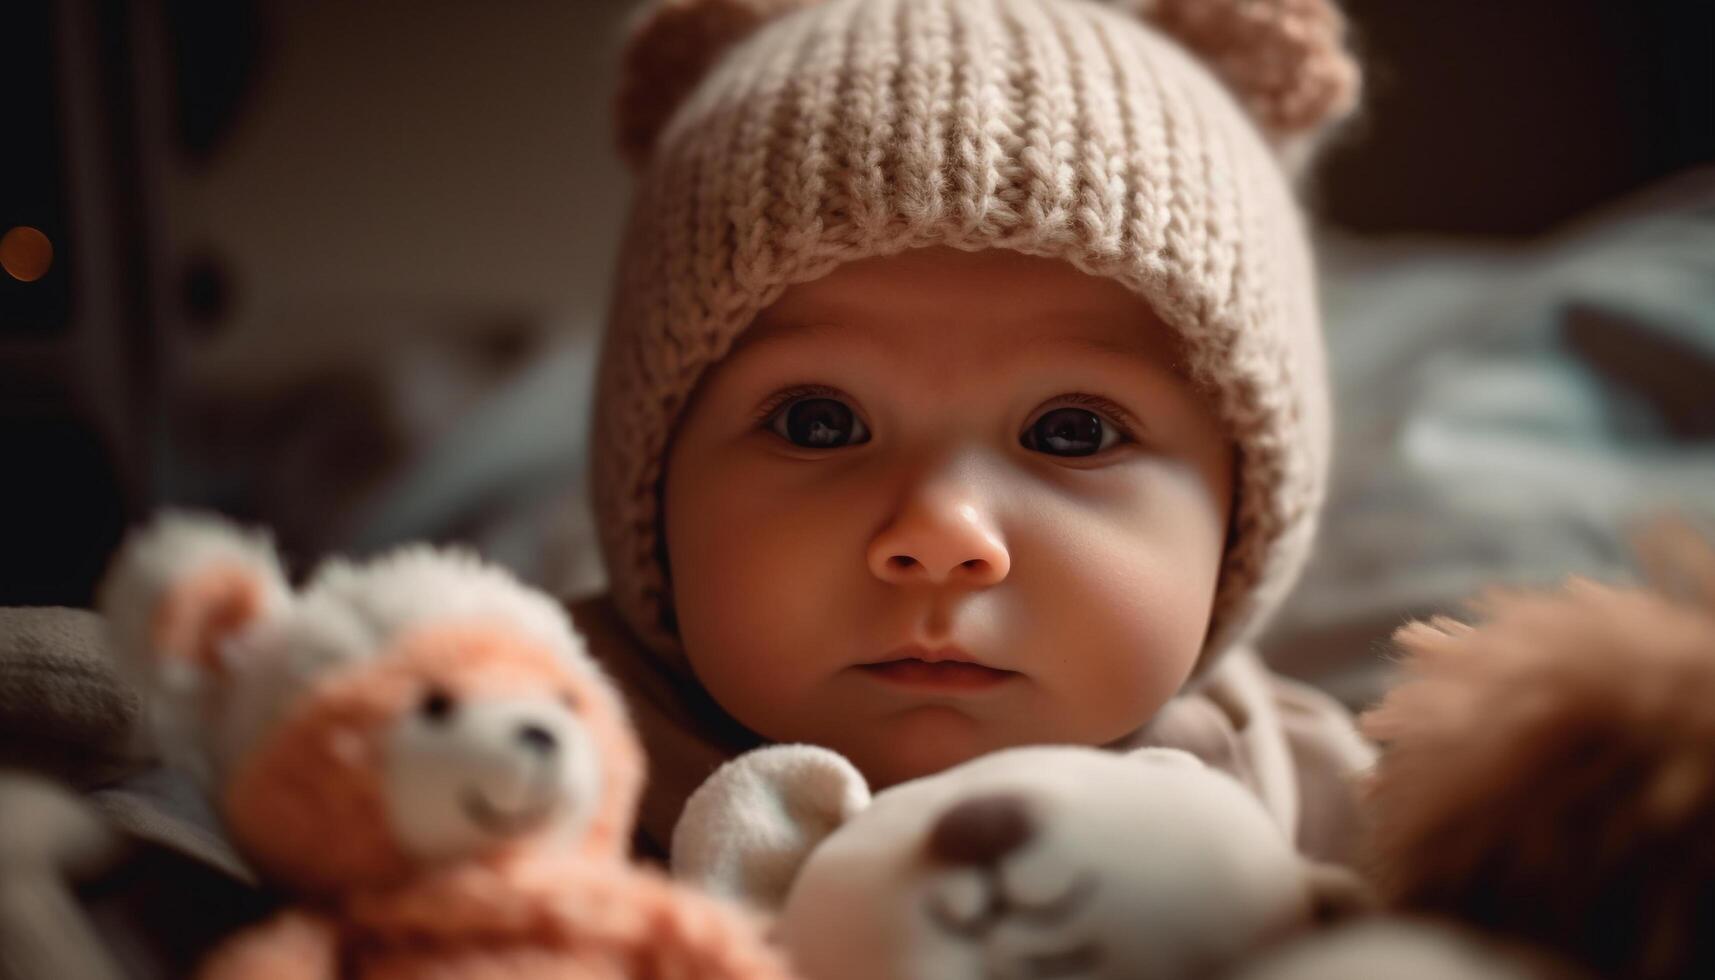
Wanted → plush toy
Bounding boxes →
[99,511,797,980]
[672,743,1368,980]
[1355,529,1715,980]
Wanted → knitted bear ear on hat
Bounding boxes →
[1118,0,1361,164]
[615,0,824,169]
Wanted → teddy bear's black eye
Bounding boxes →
[420,688,456,723]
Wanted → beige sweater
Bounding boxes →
[568,594,1376,868]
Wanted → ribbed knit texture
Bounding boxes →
[594,0,1357,673]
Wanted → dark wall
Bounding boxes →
[1320,0,1715,236]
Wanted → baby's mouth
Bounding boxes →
[858,658,1020,692]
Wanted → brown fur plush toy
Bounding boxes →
[100,511,798,980]
[1359,529,1715,980]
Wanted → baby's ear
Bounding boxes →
[671,743,870,911]
[99,511,291,688]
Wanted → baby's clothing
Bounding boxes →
[569,594,1374,866]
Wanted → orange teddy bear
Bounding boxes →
[99,511,798,980]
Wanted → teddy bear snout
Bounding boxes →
[381,693,603,860]
[927,792,1037,868]
[516,722,558,756]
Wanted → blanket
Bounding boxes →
[1263,169,1715,707]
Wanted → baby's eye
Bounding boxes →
[1021,405,1126,457]
[766,395,871,449]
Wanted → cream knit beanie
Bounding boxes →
[592,0,1360,672]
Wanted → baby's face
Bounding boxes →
[663,247,1233,789]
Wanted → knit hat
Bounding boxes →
[592,0,1360,673]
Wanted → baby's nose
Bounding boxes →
[926,793,1037,867]
[868,499,1010,587]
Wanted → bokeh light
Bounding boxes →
[1,225,54,282]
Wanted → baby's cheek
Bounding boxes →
[1065,589,1203,734]
[1018,519,1218,739]
[676,442,886,617]
[670,483,863,722]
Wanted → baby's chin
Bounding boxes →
[829,704,1076,791]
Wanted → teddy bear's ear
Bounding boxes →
[671,743,870,911]
[99,510,291,687]
[615,0,824,169]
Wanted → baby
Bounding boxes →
[571,0,1374,865]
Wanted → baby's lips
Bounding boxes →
[876,643,986,667]
[857,658,1020,692]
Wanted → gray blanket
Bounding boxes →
[1264,169,1715,707]
[0,608,261,980]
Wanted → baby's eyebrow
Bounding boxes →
[1034,334,1159,364]
[728,318,849,357]
[1012,333,1193,385]
[735,314,1189,386]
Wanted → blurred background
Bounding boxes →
[3,0,1712,703]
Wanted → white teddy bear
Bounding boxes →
[673,744,1367,980]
